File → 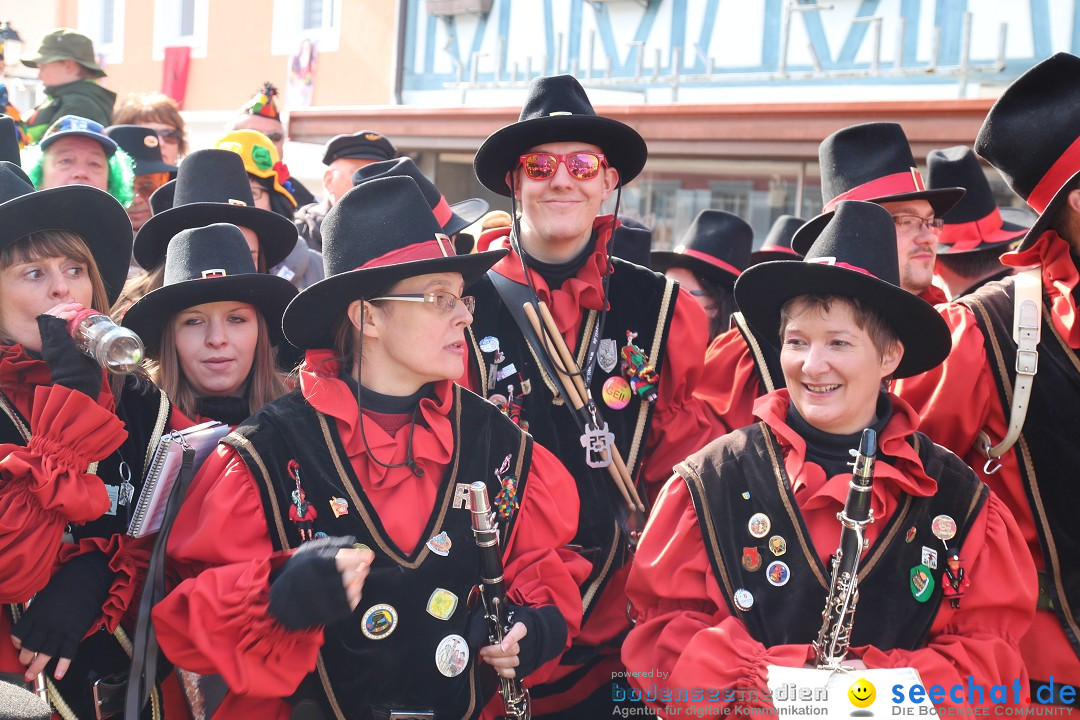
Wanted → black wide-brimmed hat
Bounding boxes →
[474,74,648,196]
[0,115,20,165]
[283,176,509,349]
[735,201,951,379]
[0,161,132,305]
[133,149,297,270]
[975,53,1080,252]
[123,223,297,351]
[751,215,805,265]
[651,210,752,290]
[611,220,653,268]
[352,157,488,237]
[927,146,1027,254]
[105,125,178,177]
[817,121,964,214]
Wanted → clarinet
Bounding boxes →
[469,481,531,720]
[813,428,877,671]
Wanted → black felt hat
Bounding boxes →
[0,115,20,165]
[352,157,489,237]
[474,74,648,196]
[133,149,297,270]
[323,130,397,165]
[283,176,508,349]
[818,122,965,214]
[651,210,752,290]
[123,223,297,351]
[0,161,132,305]
[610,221,653,268]
[975,53,1080,252]
[927,146,1027,254]
[105,125,178,177]
[735,201,951,379]
[751,215,805,265]
[149,179,175,215]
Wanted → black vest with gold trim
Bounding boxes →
[731,312,785,396]
[959,276,1080,657]
[467,258,677,631]
[0,375,171,720]
[677,422,987,649]
[224,383,533,720]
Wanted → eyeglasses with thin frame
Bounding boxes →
[369,290,476,314]
[891,214,944,234]
[518,152,608,181]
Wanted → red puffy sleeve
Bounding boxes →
[152,445,325,702]
[640,289,716,499]
[694,326,764,436]
[623,477,811,716]
[0,384,127,602]
[502,441,592,685]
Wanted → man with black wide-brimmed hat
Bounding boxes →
[896,52,1080,697]
[467,74,715,716]
[926,146,1027,299]
[624,201,1033,715]
[696,122,965,437]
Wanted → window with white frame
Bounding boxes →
[271,0,342,56]
[77,0,125,65]
[152,0,210,60]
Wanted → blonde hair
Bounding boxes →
[149,311,286,419]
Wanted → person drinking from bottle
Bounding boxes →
[0,161,193,718]
[622,201,1036,716]
[152,175,590,719]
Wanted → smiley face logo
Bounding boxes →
[848,678,876,708]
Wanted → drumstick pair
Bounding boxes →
[522,301,645,512]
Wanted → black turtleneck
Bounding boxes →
[786,393,893,479]
[195,396,251,427]
[524,231,599,291]
[341,372,433,415]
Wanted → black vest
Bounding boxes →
[467,259,677,632]
[0,376,171,720]
[959,277,1080,657]
[678,422,987,649]
[224,383,533,720]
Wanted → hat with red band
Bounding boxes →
[282,176,507,349]
[651,210,753,290]
[736,200,951,378]
[352,157,488,237]
[927,146,1027,254]
[751,215,806,265]
[975,53,1080,251]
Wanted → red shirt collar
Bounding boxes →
[1001,230,1080,347]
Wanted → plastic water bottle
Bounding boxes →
[68,309,145,374]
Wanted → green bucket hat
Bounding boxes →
[22,28,106,79]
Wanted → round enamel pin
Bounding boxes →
[479,336,500,353]
[602,376,632,410]
[768,535,787,557]
[931,515,957,541]
[361,604,398,640]
[435,634,470,677]
[733,588,755,611]
[748,512,771,538]
[766,561,790,587]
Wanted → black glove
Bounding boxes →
[466,602,568,680]
[12,552,115,662]
[37,314,102,400]
[269,535,356,631]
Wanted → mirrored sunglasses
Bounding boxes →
[518,152,607,181]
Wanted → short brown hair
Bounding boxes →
[779,293,900,358]
[149,310,286,419]
[113,92,188,157]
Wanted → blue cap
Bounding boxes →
[39,115,117,156]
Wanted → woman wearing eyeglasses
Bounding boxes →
[113,92,188,166]
[152,176,589,718]
[652,210,754,341]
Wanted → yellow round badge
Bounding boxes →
[848,678,876,708]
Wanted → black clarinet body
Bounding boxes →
[469,481,531,720]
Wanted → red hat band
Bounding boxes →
[824,169,926,212]
[1028,134,1080,214]
[354,235,454,272]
